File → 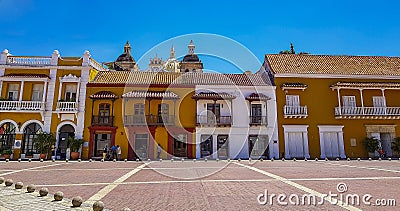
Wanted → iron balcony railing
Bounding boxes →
[284,105,308,117]
[249,116,267,126]
[91,116,114,126]
[0,101,45,111]
[196,115,232,126]
[124,115,175,126]
[335,106,400,116]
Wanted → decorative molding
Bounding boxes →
[365,125,396,133]
[59,74,81,82]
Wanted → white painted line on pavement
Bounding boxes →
[324,162,400,173]
[234,162,361,211]
[84,162,150,205]
[0,163,66,176]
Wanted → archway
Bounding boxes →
[22,123,42,155]
[0,122,16,153]
[57,124,75,159]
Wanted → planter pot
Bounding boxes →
[40,153,47,160]
[368,152,375,158]
[70,152,80,160]
[3,154,11,159]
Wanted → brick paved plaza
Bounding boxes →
[1,159,400,210]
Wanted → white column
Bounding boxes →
[0,49,8,65]
[303,131,310,158]
[338,131,346,158]
[43,68,57,133]
[336,88,341,114]
[18,81,24,101]
[382,89,387,114]
[195,131,200,158]
[75,80,80,103]
[319,131,326,159]
[58,81,62,101]
[0,81,3,98]
[42,81,48,102]
[359,89,364,114]
[284,132,290,159]
[212,134,218,159]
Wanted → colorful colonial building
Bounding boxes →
[263,54,400,159]
[0,49,105,160]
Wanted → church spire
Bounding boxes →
[124,41,131,54]
[188,40,195,55]
[170,45,175,59]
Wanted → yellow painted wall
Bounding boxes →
[275,77,400,158]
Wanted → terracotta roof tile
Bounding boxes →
[89,91,119,99]
[90,71,271,86]
[192,92,236,100]
[245,93,271,101]
[266,54,400,75]
[122,90,179,99]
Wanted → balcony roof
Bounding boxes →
[281,82,308,90]
[330,82,400,89]
[89,91,119,99]
[245,93,271,101]
[122,90,179,99]
[192,92,236,100]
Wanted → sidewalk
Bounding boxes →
[0,185,96,211]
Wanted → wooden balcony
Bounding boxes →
[335,107,400,119]
[0,101,45,111]
[249,116,267,126]
[91,116,114,126]
[284,105,308,118]
[196,115,232,127]
[124,115,175,126]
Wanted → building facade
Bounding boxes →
[264,54,400,159]
[0,49,105,160]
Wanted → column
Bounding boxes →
[284,131,290,159]
[58,81,62,101]
[195,131,200,159]
[212,134,218,159]
[359,89,364,114]
[303,131,310,159]
[382,89,387,115]
[18,81,24,101]
[338,131,346,158]
[319,131,326,159]
[336,88,341,115]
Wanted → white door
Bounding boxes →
[323,132,340,158]
[380,133,392,157]
[373,96,386,115]
[31,84,44,101]
[342,96,356,114]
[288,132,304,158]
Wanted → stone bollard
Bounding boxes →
[52,159,55,162]
[193,159,196,162]
[315,158,318,161]
[181,158,184,162]
[101,159,104,162]
[18,158,21,162]
[40,159,44,162]
[113,159,116,162]
[171,158,174,162]
[124,159,127,162]
[281,158,285,161]
[271,158,274,162]
[121,208,131,211]
[304,158,308,161]
[28,159,32,162]
[159,159,163,162]
[15,182,23,189]
[369,158,372,161]
[325,158,329,161]
[27,184,36,193]
[39,187,48,196]
[89,159,92,162]
[66,159,69,162]
[78,159,81,162]
[357,158,361,161]
[347,158,351,161]
[205,158,208,162]
[336,158,340,161]
[5,179,13,186]
[293,158,296,162]
[54,191,64,201]
[5,159,9,162]
[72,196,83,207]
[136,159,139,162]
[0,177,4,184]
[388,158,392,161]
[93,201,105,211]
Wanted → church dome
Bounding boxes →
[182,54,200,62]
[116,53,135,62]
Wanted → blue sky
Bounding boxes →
[0,0,399,73]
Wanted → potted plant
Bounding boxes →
[68,137,84,160]
[34,132,56,160]
[2,149,12,159]
[363,137,380,158]
[391,137,400,157]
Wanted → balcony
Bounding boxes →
[124,115,175,126]
[7,56,52,66]
[56,102,78,112]
[284,105,308,118]
[249,116,267,126]
[91,116,114,126]
[196,115,232,127]
[335,107,400,119]
[0,101,45,111]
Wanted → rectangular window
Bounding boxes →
[7,84,19,101]
[342,96,356,107]
[286,95,300,107]
[94,133,111,157]
[373,96,386,107]
[65,84,77,101]
[31,84,44,101]
[134,103,145,115]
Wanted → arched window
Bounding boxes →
[23,123,42,154]
[0,123,16,152]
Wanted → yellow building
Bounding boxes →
[0,49,105,160]
[263,54,400,159]
[85,71,196,160]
